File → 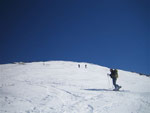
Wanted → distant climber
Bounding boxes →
[78,64,80,68]
[109,69,121,91]
[85,64,87,69]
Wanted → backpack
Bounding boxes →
[114,69,118,78]
[110,69,118,78]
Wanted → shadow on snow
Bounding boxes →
[83,89,130,92]
[83,89,113,92]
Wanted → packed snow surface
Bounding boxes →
[0,61,150,113]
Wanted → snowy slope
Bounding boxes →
[0,61,150,113]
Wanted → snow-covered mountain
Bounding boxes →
[0,61,150,113]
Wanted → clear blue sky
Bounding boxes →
[0,0,150,74]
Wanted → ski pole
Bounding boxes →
[107,74,111,89]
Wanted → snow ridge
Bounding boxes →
[0,61,150,113]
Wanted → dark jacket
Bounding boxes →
[110,69,118,78]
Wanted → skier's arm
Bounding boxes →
[107,73,110,76]
[107,73,112,78]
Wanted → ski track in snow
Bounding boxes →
[0,61,150,113]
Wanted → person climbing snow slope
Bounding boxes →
[109,68,121,91]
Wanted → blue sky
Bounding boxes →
[0,0,150,74]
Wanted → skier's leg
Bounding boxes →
[115,79,121,89]
[112,78,117,89]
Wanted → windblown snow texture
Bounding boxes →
[0,61,150,113]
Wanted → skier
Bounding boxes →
[85,64,87,69]
[109,68,121,91]
[78,64,80,68]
